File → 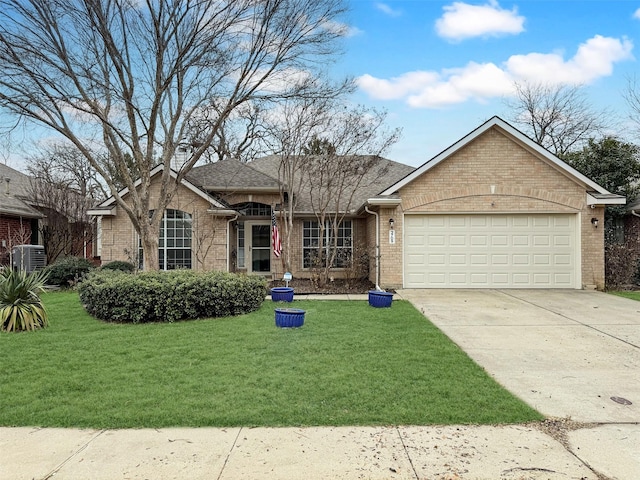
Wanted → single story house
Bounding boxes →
[89,116,625,290]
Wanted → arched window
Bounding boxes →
[140,209,192,270]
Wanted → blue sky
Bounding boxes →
[338,0,640,166]
[3,1,639,171]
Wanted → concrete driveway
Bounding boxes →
[397,289,640,478]
[396,289,640,423]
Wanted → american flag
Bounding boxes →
[272,211,282,258]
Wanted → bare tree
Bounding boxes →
[262,93,400,285]
[28,144,104,200]
[303,106,400,285]
[504,82,610,156]
[27,145,100,262]
[0,0,348,270]
[258,79,353,273]
[186,101,269,164]
[623,75,640,141]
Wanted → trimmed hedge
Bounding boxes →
[100,260,135,273]
[77,270,267,323]
[43,256,95,287]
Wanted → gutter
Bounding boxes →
[364,206,382,291]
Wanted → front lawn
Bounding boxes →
[0,292,542,428]
[611,291,640,301]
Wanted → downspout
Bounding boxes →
[226,214,239,272]
[632,210,640,218]
[364,206,382,291]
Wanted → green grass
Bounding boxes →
[0,292,542,428]
[611,291,640,301]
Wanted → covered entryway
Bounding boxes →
[245,221,271,274]
[404,213,579,288]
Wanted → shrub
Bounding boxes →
[43,256,95,287]
[0,267,49,332]
[605,244,639,289]
[78,269,267,323]
[100,260,135,273]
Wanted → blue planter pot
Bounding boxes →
[275,308,305,328]
[368,290,393,308]
[271,287,294,302]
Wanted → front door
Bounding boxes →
[248,221,271,274]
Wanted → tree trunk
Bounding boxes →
[139,225,160,271]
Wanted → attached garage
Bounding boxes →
[404,213,579,289]
[367,116,626,290]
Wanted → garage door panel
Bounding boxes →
[470,217,488,227]
[450,235,466,245]
[533,236,550,246]
[428,235,446,245]
[512,236,530,246]
[470,236,488,246]
[404,214,577,288]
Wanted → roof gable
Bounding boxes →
[97,164,228,209]
[380,116,617,197]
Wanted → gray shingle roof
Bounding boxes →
[187,158,281,191]
[249,155,415,213]
[0,163,42,218]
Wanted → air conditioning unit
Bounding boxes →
[12,245,47,273]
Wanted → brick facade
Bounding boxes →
[98,181,230,271]
[98,180,371,280]
[376,127,605,290]
[0,215,33,265]
[96,122,610,289]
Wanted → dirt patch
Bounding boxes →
[532,417,598,450]
[531,418,610,480]
[268,278,376,295]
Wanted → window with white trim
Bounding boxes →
[302,220,352,269]
[139,209,192,270]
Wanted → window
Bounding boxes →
[237,222,245,268]
[303,220,352,269]
[233,202,271,217]
[139,209,192,270]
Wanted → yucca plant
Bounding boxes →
[0,267,49,332]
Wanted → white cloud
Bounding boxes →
[323,20,363,38]
[506,35,633,84]
[435,0,525,41]
[375,2,402,17]
[357,35,633,109]
[357,71,440,100]
[633,7,640,20]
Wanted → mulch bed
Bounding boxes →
[268,278,376,295]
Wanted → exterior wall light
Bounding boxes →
[591,218,599,228]
[389,218,394,229]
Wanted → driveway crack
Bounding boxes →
[533,418,614,480]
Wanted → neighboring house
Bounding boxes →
[0,162,95,265]
[0,163,43,265]
[89,116,625,290]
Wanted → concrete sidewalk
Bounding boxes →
[1,424,602,480]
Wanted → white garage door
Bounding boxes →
[404,214,578,288]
